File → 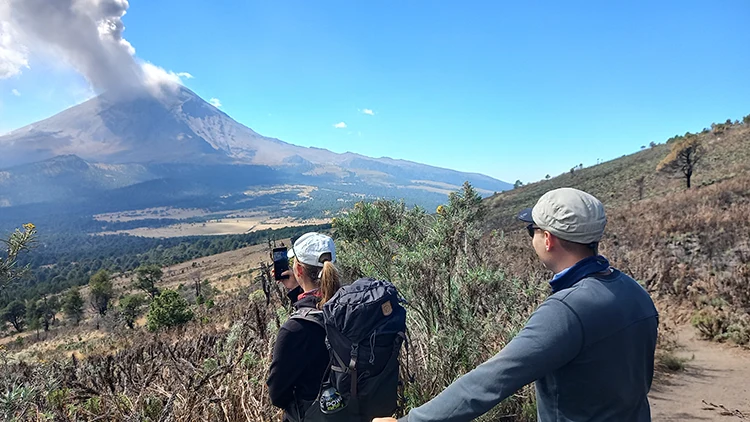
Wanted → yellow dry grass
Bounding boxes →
[97,217,329,238]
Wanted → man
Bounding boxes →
[375,187,658,422]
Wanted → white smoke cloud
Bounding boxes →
[0,0,190,96]
[334,122,347,129]
[362,108,375,116]
[209,98,222,108]
[0,19,29,78]
[141,62,193,94]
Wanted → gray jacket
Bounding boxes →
[400,269,658,422]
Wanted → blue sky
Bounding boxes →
[1,0,749,183]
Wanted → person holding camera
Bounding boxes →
[375,188,658,422]
[267,232,342,421]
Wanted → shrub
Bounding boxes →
[334,182,541,419]
[146,290,193,332]
[691,307,728,340]
[657,352,686,372]
[722,320,750,345]
[46,388,69,411]
[142,395,164,420]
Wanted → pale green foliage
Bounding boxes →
[334,182,539,419]
[0,223,36,292]
[691,306,750,345]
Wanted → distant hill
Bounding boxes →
[0,86,511,210]
[484,121,750,230]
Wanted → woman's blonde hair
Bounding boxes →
[298,252,341,309]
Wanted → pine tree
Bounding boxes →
[64,288,85,324]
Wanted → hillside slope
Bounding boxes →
[485,122,750,230]
[484,120,750,346]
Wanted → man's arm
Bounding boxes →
[396,298,584,422]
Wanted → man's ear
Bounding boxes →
[544,231,553,252]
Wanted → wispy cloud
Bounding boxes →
[362,108,375,116]
[209,98,222,108]
[11,88,20,96]
[176,72,194,79]
[334,122,347,129]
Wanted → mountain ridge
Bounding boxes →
[0,86,506,186]
[0,86,511,210]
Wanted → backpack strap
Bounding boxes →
[349,343,359,397]
[290,307,325,330]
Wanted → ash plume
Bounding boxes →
[0,0,187,96]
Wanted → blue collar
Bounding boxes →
[552,266,573,281]
[549,255,611,293]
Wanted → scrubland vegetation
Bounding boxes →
[0,116,749,421]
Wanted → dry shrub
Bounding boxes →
[7,169,750,420]
[599,174,750,344]
[0,289,287,421]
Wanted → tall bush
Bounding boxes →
[335,182,541,419]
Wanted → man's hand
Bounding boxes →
[373,419,397,422]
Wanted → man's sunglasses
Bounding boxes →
[526,224,543,238]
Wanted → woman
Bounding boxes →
[267,232,342,421]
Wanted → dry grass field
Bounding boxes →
[97,217,330,238]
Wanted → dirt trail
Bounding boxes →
[650,326,750,421]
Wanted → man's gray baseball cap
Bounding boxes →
[517,188,607,244]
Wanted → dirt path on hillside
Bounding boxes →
[650,326,750,421]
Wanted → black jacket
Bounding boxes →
[267,287,328,420]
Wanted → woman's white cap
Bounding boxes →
[288,232,336,267]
